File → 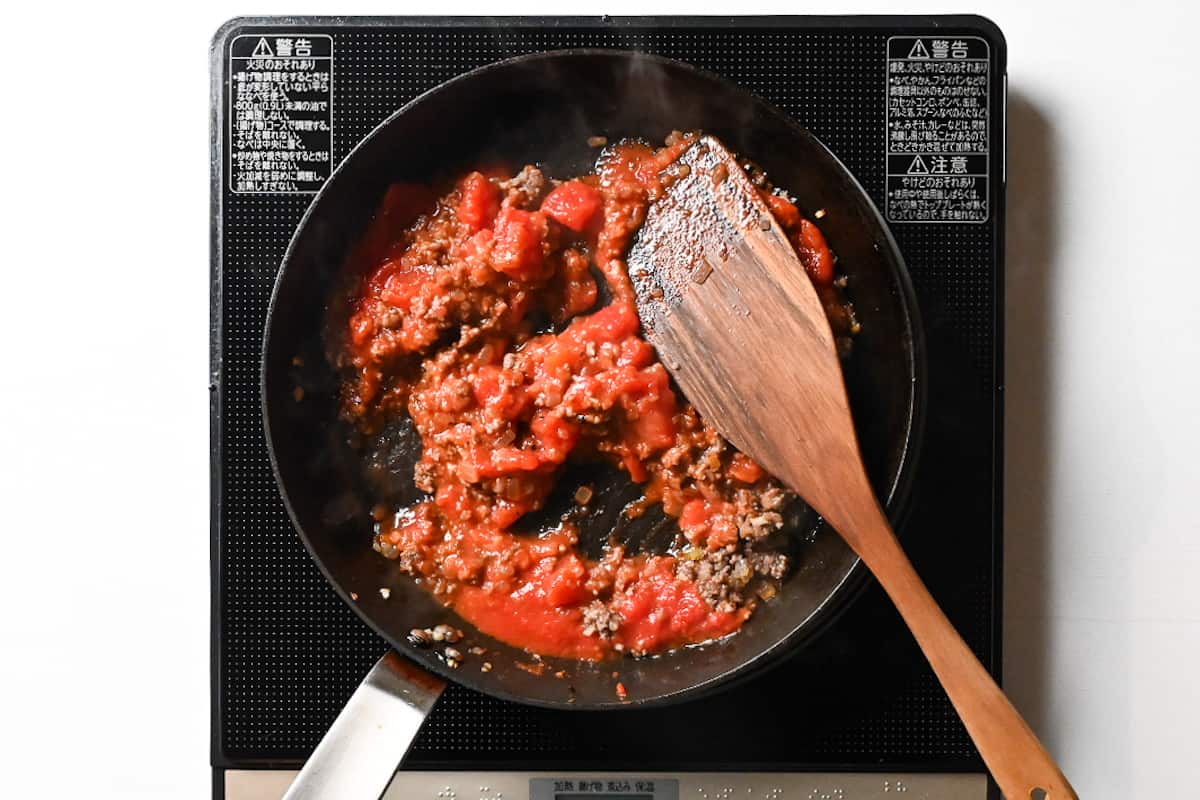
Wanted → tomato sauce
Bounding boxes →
[336,134,850,660]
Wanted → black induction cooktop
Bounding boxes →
[210,13,1006,794]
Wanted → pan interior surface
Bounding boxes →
[263,51,921,709]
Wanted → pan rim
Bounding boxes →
[261,47,926,710]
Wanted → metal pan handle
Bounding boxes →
[282,652,446,800]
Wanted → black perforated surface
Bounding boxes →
[211,16,1005,772]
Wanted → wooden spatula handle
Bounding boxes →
[629,134,1075,796]
[846,501,1077,800]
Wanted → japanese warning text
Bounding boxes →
[229,35,333,194]
[886,36,990,223]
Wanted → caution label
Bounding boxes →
[228,34,333,194]
[885,36,990,223]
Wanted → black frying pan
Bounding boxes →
[263,50,923,796]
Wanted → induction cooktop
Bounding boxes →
[210,15,1006,800]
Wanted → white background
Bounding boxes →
[1,1,1196,798]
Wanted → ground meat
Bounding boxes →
[676,547,755,613]
[750,551,789,581]
[499,165,548,208]
[759,486,786,512]
[687,438,725,483]
[581,600,623,638]
[412,462,436,494]
[396,548,421,575]
[584,546,623,596]
[736,510,785,542]
[676,545,791,610]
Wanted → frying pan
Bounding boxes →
[263,50,924,797]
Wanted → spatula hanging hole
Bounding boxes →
[1030,788,1049,800]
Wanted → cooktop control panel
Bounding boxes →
[223,771,988,799]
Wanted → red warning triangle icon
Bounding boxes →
[908,40,931,59]
[907,155,930,175]
[251,38,273,58]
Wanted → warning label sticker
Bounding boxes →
[228,34,333,194]
[885,36,990,223]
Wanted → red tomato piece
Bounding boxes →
[556,249,598,319]
[379,263,435,310]
[796,218,834,284]
[491,207,549,280]
[707,517,739,550]
[530,410,580,463]
[678,498,713,535]
[728,453,765,484]
[541,180,603,232]
[471,365,528,419]
[490,501,525,530]
[631,402,676,451]
[543,556,589,608]
[764,192,802,230]
[618,337,655,368]
[627,455,650,483]
[472,365,504,402]
[483,447,542,475]
[456,172,500,232]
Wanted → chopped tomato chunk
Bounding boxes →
[796,218,834,284]
[456,172,500,231]
[491,207,549,280]
[728,453,766,484]
[764,193,802,230]
[541,180,602,232]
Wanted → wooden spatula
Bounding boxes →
[628,136,1076,800]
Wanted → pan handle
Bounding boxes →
[282,651,446,800]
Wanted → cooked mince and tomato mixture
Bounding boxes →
[334,132,856,661]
